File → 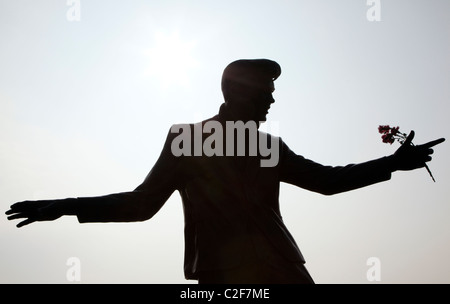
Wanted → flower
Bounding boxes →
[378,125,402,144]
[381,133,395,144]
[378,125,391,134]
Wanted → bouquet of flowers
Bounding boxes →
[378,125,435,182]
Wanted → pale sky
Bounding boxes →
[1,0,449,283]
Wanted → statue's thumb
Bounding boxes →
[404,130,415,146]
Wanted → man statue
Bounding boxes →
[6,59,445,284]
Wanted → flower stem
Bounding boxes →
[410,142,436,182]
[424,163,436,182]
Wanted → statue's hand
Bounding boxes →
[6,200,63,228]
[391,130,445,171]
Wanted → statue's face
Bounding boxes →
[229,81,275,124]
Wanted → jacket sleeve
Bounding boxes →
[279,140,393,195]
[75,128,182,223]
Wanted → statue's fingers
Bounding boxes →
[7,213,30,221]
[404,131,415,146]
[423,138,445,148]
[7,201,33,213]
[17,218,36,228]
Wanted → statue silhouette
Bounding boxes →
[6,59,445,284]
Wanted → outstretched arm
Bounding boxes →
[6,128,182,227]
[280,132,445,195]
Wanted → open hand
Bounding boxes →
[5,200,63,228]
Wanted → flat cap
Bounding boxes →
[221,59,281,97]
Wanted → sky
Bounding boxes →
[1,0,449,284]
